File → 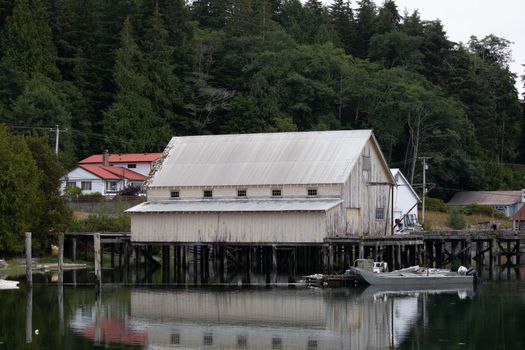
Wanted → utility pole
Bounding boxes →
[419,156,431,224]
[49,125,68,155]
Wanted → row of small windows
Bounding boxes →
[170,331,318,349]
[170,188,319,199]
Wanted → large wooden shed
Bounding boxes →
[127,130,395,244]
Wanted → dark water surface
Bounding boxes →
[1,269,525,349]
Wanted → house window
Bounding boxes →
[307,188,318,196]
[271,337,282,350]
[81,181,92,191]
[362,155,371,171]
[272,189,282,197]
[494,205,506,213]
[237,189,247,197]
[170,191,180,199]
[375,208,385,220]
[66,181,76,188]
[127,163,137,169]
[106,181,118,191]
[203,190,213,198]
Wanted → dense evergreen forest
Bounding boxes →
[0,0,524,198]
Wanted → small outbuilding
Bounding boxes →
[390,168,420,232]
[448,190,524,218]
[127,130,396,244]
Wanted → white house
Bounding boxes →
[78,152,161,177]
[61,164,147,196]
[61,152,161,196]
[127,130,396,244]
[390,168,420,232]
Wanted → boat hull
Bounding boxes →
[350,267,473,286]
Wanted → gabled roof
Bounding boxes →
[79,153,161,164]
[390,168,420,201]
[126,199,343,213]
[148,130,394,187]
[78,165,146,181]
[448,191,523,206]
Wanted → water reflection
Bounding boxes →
[63,285,474,350]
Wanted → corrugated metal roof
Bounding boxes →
[79,153,161,164]
[149,130,374,187]
[448,191,523,206]
[126,199,343,213]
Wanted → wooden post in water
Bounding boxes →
[72,238,77,262]
[94,233,101,284]
[58,232,64,285]
[25,232,33,287]
[26,286,32,343]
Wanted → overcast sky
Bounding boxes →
[335,0,525,97]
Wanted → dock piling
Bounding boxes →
[25,232,32,287]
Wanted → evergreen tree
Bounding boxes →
[0,124,42,255]
[354,0,376,58]
[329,0,355,54]
[0,0,58,78]
[141,2,187,133]
[103,17,171,152]
[24,135,72,254]
[375,0,400,34]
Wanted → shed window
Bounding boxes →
[271,337,282,349]
[203,332,213,346]
[237,335,248,349]
[127,163,137,169]
[375,208,385,220]
[237,189,247,197]
[81,181,92,191]
[203,190,213,198]
[307,188,318,196]
[272,189,282,197]
[66,181,76,188]
[170,191,180,199]
[362,155,371,171]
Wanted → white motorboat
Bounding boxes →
[349,266,474,286]
[0,279,20,290]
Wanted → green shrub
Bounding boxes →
[447,208,467,229]
[64,186,81,196]
[425,197,448,212]
[69,213,130,232]
[79,192,105,201]
[461,204,507,219]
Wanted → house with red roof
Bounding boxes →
[61,151,161,196]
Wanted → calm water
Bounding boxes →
[1,269,525,349]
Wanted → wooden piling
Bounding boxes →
[25,232,32,287]
[94,233,101,283]
[72,238,77,262]
[272,245,278,272]
[26,286,32,344]
[58,232,64,285]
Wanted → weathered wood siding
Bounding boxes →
[147,184,341,200]
[343,139,392,236]
[131,207,344,243]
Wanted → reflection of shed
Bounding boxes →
[128,130,396,243]
[129,288,410,349]
[448,190,524,217]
